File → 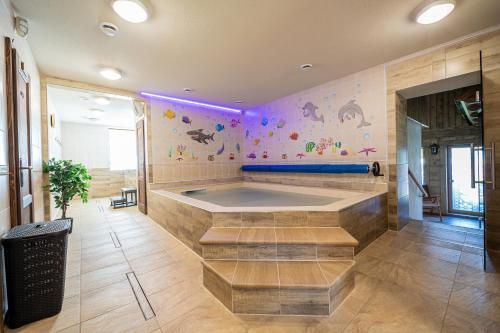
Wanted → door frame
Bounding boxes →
[136,118,147,214]
[5,37,33,227]
[446,144,483,217]
[41,78,148,218]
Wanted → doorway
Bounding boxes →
[447,145,484,216]
[401,73,484,231]
[44,84,146,218]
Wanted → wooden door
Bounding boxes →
[5,37,33,227]
[136,119,147,214]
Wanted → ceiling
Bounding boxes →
[47,85,135,128]
[13,0,500,109]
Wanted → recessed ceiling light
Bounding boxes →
[416,0,455,25]
[112,0,149,23]
[183,88,193,93]
[300,63,313,71]
[99,67,122,80]
[235,100,244,104]
[99,22,119,37]
[94,96,111,105]
[85,108,104,121]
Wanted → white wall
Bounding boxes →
[61,122,111,169]
[47,94,62,159]
[0,0,43,232]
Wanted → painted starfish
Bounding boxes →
[358,147,377,156]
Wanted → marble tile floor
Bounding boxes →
[6,199,500,333]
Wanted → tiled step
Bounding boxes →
[199,227,358,260]
[202,259,355,315]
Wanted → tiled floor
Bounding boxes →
[6,199,500,332]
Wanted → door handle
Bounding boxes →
[18,158,32,187]
[485,142,496,190]
[471,143,475,189]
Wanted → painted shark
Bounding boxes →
[302,102,324,123]
[338,99,371,128]
[187,129,215,144]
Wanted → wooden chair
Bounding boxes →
[422,185,443,222]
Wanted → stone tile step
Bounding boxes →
[199,227,358,246]
[202,259,355,315]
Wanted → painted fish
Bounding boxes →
[262,151,269,159]
[302,102,324,123]
[358,147,377,156]
[289,132,299,140]
[268,131,273,137]
[235,143,241,153]
[182,116,192,125]
[246,152,257,159]
[340,149,348,156]
[208,155,215,161]
[215,123,225,132]
[253,139,260,145]
[338,100,371,128]
[187,129,215,144]
[217,143,225,155]
[164,109,176,119]
[261,117,268,126]
[296,153,305,159]
[231,119,240,128]
[305,142,315,153]
[245,129,250,138]
[277,118,286,128]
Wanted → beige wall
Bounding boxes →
[0,0,44,230]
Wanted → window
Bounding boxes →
[109,129,137,170]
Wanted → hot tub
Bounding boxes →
[147,182,388,254]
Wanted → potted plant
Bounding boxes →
[43,158,92,233]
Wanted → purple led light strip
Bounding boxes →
[140,92,241,113]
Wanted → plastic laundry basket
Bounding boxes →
[2,219,71,329]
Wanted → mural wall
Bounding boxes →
[243,65,387,166]
[148,99,243,185]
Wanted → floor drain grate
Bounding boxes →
[110,232,121,248]
[126,272,156,320]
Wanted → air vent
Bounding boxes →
[100,22,119,37]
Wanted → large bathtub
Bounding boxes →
[147,182,388,254]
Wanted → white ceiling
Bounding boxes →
[13,0,500,108]
[47,85,135,128]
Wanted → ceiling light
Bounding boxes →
[235,100,244,104]
[112,0,149,23]
[416,0,455,25]
[140,92,241,113]
[85,108,104,121]
[99,67,122,80]
[183,88,193,93]
[94,96,111,105]
[100,22,119,37]
[300,63,313,71]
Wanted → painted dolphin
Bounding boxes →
[187,129,215,144]
[302,102,324,123]
[338,100,371,128]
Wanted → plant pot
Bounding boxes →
[54,217,73,234]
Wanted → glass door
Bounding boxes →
[447,145,484,216]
